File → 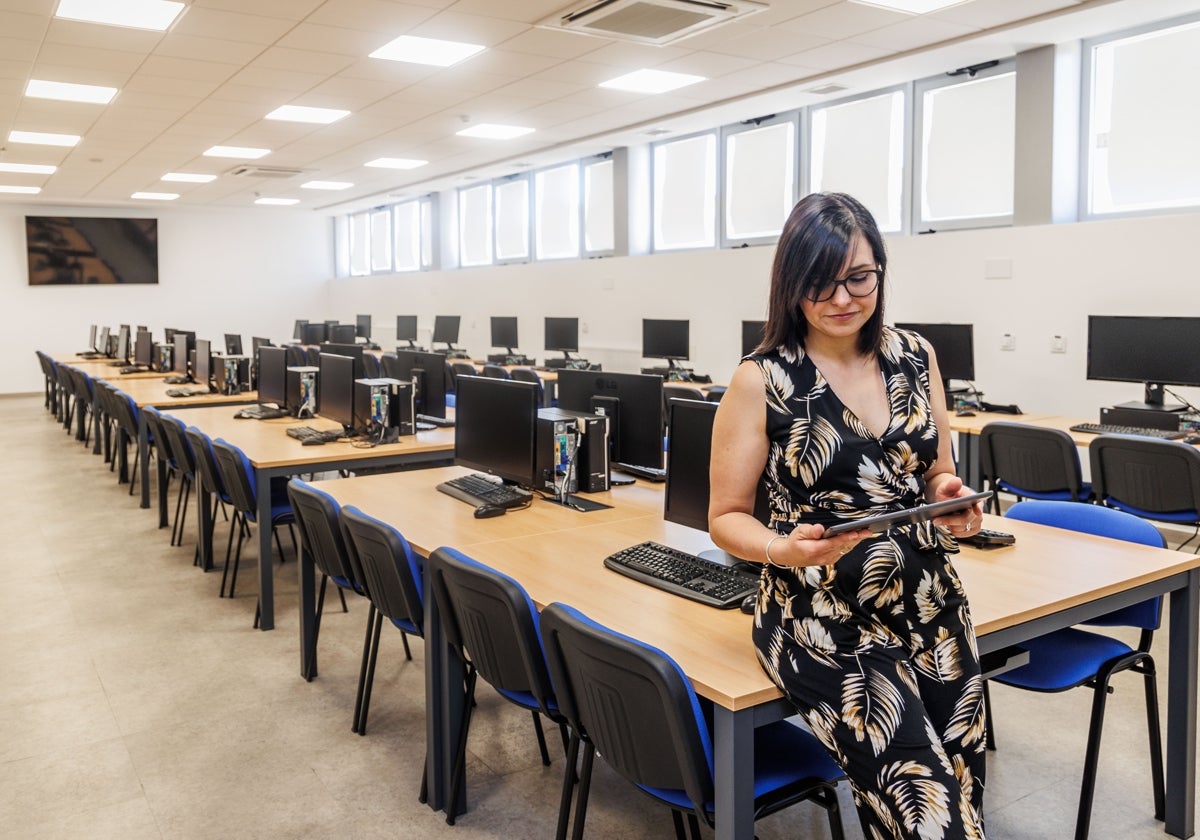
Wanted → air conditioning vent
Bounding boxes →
[539,0,766,46]
[226,165,306,179]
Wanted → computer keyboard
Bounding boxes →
[613,462,667,482]
[436,473,532,509]
[604,541,760,609]
[166,388,209,398]
[235,405,290,420]
[416,414,455,428]
[1068,422,1185,440]
[163,376,190,385]
[118,366,147,375]
[286,426,343,444]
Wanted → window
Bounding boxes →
[653,132,717,251]
[584,157,614,255]
[348,211,369,276]
[392,201,421,272]
[495,176,530,262]
[723,117,796,244]
[810,89,906,233]
[369,209,392,272]
[914,64,1015,229]
[536,163,580,260]
[459,183,493,267]
[1085,16,1200,217]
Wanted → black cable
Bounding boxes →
[1165,388,1199,413]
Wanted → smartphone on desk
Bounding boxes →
[824,491,993,537]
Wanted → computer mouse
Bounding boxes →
[739,594,757,615]
[1185,434,1200,445]
[955,408,976,417]
[473,504,506,519]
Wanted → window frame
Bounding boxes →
[651,128,719,253]
[534,160,582,262]
[582,153,616,258]
[719,112,800,248]
[493,173,532,265]
[458,182,494,268]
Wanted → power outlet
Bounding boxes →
[1050,335,1067,353]
[1000,333,1016,351]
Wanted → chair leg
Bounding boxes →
[1142,664,1165,820]
[337,586,348,613]
[355,608,385,736]
[446,667,479,826]
[1075,679,1114,840]
[569,741,596,840]
[983,680,996,751]
[223,519,249,598]
[351,604,376,730]
[399,631,413,661]
[685,812,702,840]
[531,710,551,766]
[670,810,687,840]
[556,733,581,840]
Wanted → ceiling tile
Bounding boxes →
[274,22,388,56]
[778,2,909,40]
[206,83,287,106]
[408,10,531,45]
[189,0,325,20]
[43,18,161,53]
[0,60,30,81]
[494,27,610,60]
[35,43,146,75]
[305,0,435,32]
[465,48,563,77]
[226,65,328,93]
[171,7,298,44]
[778,39,892,70]
[0,36,39,61]
[704,26,832,61]
[444,0,566,23]
[30,62,129,89]
[0,10,47,40]
[301,76,405,109]
[152,35,268,66]
[933,0,1083,29]
[250,46,355,76]
[139,55,242,83]
[851,16,978,52]
[123,75,225,99]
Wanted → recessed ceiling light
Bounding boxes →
[0,185,42,194]
[255,197,300,206]
[9,130,80,147]
[456,123,534,140]
[301,181,353,190]
[0,162,57,175]
[131,191,178,200]
[599,69,706,94]
[56,0,185,31]
[162,172,215,183]
[265,105,350,125]
[370,35,485,67]
[849,0,968,13]
[365,157,428,170]
[26,79,118,104]
[204,145,270,159]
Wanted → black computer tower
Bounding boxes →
[218,356,250,395]
[1100,405,1182,431]
[286,366,318,418]
[536,408,610,494]
[354,378,414,440]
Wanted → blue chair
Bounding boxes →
[539,602,845,840]
[185,426,234,572]
[511,367,555,406]
[994,500,1166,840]
[979,422,1092,514]
[1089,434,1200,550]
[158,414,197,550]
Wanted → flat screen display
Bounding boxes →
[225,334,243,355]
[356,314,371,339]
[382,350,448,419]
[396,315,418,343]
[741,320,766,357]
[454,376,539,487]
[1087,316,1200,388]
[25,216,158,285]
[643,319,689,361]
[194,339,212,390]
[894,322,975,382]
[134,330,153,366]
[318,352,356,429]
[257,346,287,407]
[491,316,519,350]
[557,369,664,473]
[432,315,460,345]
[544,317,579,353]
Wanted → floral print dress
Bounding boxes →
[748,326,988,840]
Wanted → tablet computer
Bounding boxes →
[824,490,993,536]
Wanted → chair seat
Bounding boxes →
[994,627,1134,692]
[446,393,456,409]
[997,480,1093,502]
[1103,498,1199,524]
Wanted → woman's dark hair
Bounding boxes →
[759,192,887,357]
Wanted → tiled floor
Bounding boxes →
[2,392,1195,839]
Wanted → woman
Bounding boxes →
[709,192,988,839]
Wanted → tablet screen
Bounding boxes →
[823,490,993,536]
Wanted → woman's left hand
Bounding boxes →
[930,476,984,537]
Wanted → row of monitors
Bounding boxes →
[292,317,371,345]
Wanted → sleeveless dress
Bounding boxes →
[748,325,988,840]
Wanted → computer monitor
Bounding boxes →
[301,322,327,344]
[320,342,365,380]
[557,369,665,474]
[1087,315,1200,411]
[251,336,272,354]
[114,325,131,362]
[454,375,539,487]
[741,320,766,357]
[318,352,356,432]
[643,319,689,367]
[396,315,418,348]
[172,332,190,377]
[164,327,176,344]
[257,345,287,407]
[432,315,461,352]
[225,334,243,355]
[544,317,579,359]
[894,322,975,394]
[194,338,213,391]
[134,329,153,367]
[356,314,372,339]
[331,323,357,343]
[382,350,448,419]
[97,326,111,357]
[293,319,308,340]
[87,324,98,353]
[491,316,519,353]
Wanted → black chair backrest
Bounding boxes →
[185,426,226,499]
[426,547,557,713]
[509,367,544,393]
[159,414,196,476]
[142,406,175,466]
[539,601,712,808]
[306,346,321,366]
[363,353,381,378]
[980,421,1087,498]
[481,364,511,379]
[212,438,258,517]
[339,506,424,632]
[1090,435,1200,515]
[108,388,138,439]
[285,344,307,367]
[287,479,360,586]
[663,383,707,402]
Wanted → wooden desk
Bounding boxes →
[314,471,1200,840]
[163,406,455,631]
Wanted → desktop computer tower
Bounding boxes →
[286,366,318,418]
[219,356,250,395]
[354,378,414,441]
[1100,405,1182,431]
[154,343,173,373]
[536,408,610,495]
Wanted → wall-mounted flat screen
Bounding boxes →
[25,216,158,285]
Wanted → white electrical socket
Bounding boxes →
[1000,333,1015,351]
[1051,335,1067,353]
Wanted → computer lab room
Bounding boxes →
[7,1,1200,839]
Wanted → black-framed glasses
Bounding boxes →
[806,269,882,302]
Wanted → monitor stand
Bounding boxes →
[1114,401,1185,413]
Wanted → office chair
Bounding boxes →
[35,351,58,415]
[158,413,198,551]
[425,547,569,825]
[211,438,297,623]
[54,362,75,429]
[663,383,707,403]
[65,366,95,443]
[1089,434,1200,551]
[481,363,511,379]
[284,344,307,367]
[109,389,143,493]
[185,426,234,574]
[979,421,1092,514]
[992,500,1165,840]
[306,346,321,366]
[338,505,424,737]
[539,601,845,840]
[141,406,178,511]
[362,352,381,378]
[510,367,553,405]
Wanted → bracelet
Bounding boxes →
[764,535,785,567]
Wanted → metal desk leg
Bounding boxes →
[1166,568,1199,838]
[138,412,152,510]
[712,706,756,840]
[425,575,468,816]
[257,476,274,630]
[299,538,317,679]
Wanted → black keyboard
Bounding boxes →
[164,376,190,385]
[166,388,209,397]
[286,426,343,443]
[119,366,147,375]
[436,473,532,509]
[613,462,667,482]
[236,405,289,420]
[416,414,455,428]
[1069,422,1185,440]
[604,541,759,609]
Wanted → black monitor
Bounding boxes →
[491,316,519,353]
[643,319,689,366]
[320,342,365,380]
[741,320,766,357]
[1087,315,1200,411]
[318,352,356,432]
[251,336,271,354]
[194,338,213,391]
[300,322,326,344]
[172,332,190,377]
[894,322,975,393]
[87,324,98,352]
[134,329,153,366]
[356,314,371,339]
[164,327,176,344]
[115,325,131,362]
[557,369,665,473]
[396,315,418,348]
[98,326,111,357]
[382,350,448,419]
[454,375,539,487]
[331,323,357,343]
[224,334,243,355]
[293,319,308,340]
[432,315,461,351]
[544,317,579,359]
[257,345,287,407]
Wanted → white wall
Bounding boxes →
[5,204,332,393]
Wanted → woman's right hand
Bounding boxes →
[770,523,871,568]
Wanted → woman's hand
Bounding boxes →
[930,475,984,537]
[769,523,872,568]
